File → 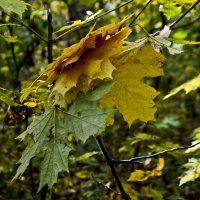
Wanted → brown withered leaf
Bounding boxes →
[44,22,131,108]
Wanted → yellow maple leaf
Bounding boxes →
[45,22,131,108]
[100,44,165,126]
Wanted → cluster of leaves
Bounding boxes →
[0,0,200,199]
[13,18,168,191]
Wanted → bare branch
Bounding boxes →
[112,141,200,164]
[170,0,200,29]
[173,16,200,30]
[96,135,131,200]
[55,0,135,41]
[1,10,48,43]
[129,0,153,26]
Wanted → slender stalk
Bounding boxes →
[170,0,200,29]
[112,141,200,164]
[55,0,135,41]
[173,16,200,30]
[96,135,131,200]
[129,0,153,26]
[40,4,54,200]
[1,10,48,43]
[7,25,21,91]
[47,7,53,63]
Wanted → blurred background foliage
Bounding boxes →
[0,0,200,199]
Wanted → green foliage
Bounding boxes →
[0,0,29,19]
[13,81,113,190]
[0,35,19,43]
[0,90,18,106]
[38,141,71,191]
[64,81,113,142]
[179,158,200,186]
[0,0,200,199]
[20,86,38,103]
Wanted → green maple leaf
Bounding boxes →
[38,141,71,191]
[0,0,30,19]
[14,81,113,190]
[65,81,113,142]
[13,107,57,180]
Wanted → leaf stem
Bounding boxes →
[170,0,200,29]
[55,0,135,41]
[112,141,200,164]
[95,135,131,200]
[1,10,48,43]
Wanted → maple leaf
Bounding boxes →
[13,82,112,190]
[0,0,30,19]
[64,81,113,142]
[13,106,71,184]
[45,22,131,108]
[38,141,71,191]
[100,44,165,126]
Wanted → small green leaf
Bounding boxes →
[0,35,19,43]
[0,0,30,19]
[0,91,18,106]
[179,158,200,186]
[77,151,98,161]
[20,86,38,103]
[159,2,182,20]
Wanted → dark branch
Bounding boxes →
[129,0,153,26]
[112,141,200,164]
[47,7,53,63]
[173,16,200,30]
[55,0,135,41]
[40,3,53,200]
[96,135,131,200]
[1,10,48,43]
[170,0,200,29]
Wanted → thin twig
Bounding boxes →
[40,4,53,200]
[7,24,21,91]
[1,10,48,43]
[170,0,200,29]
[8,27,18,69]
[112,141,200,164]
[129,0,153,26]
[173,16,200,30]
[96,135,131,200]
[55,0,135,41]
[47,7,53,63]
